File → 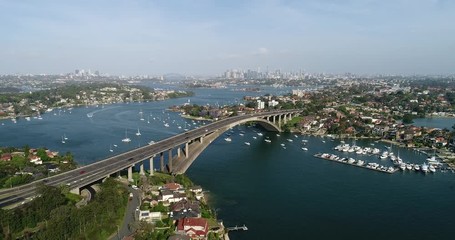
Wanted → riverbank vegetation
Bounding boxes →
[0,83,193,119]
[0,146,76,189]
[0,178,128,240]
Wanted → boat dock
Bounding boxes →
[226,225,248,231]
[313,153,399,174]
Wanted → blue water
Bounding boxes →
[1,87,454,239]
[413,117,455,130]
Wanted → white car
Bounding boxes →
[131,185,138,190]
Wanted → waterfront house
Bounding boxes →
[170,200,201,220]
[28,155,42,165]
[159,189,175,202]
[176,217,209,240]
[1,153,12,161]
[162,182,183,192]
[169,193,187,203]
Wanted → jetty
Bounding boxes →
[227,225,248,231]
[313,153,399,174]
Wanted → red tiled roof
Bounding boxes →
[164,182,181,190]
[1,153,12,161]
[177,218,208,236]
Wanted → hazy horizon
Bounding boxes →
[1,0,454,76]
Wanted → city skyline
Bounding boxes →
[1,0,454,76]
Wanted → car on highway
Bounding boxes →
[129,193,133,200]
[79,170,86,174]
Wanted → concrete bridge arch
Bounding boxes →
[171,113,297,174]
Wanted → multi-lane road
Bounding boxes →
[0,110,300,208]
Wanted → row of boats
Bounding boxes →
[317,153,396,173]
[398,162,436,173]
[334,143,381,155]
[334,143,442,174]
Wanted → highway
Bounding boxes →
[0,110,300,208]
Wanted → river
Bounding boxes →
[1,86,454,239]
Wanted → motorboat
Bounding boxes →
[421,163,429,173]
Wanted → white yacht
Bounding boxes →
[257,132,263,136]
[429,165,436,173]
[414,164,420,171]
[244,142,250,146]
[287,139,293,142]
[109,145,113,152]
[301,147,308,151]
[406,164,412,170]
[61,136,66,144]
[136,128,141,136]
[380,152,388,159]
[122,129,131,143]
[148,141,155,145]
[421,163,429,173]
[224,137,232,142]
[280,143,285,147]
[264,139,271,143]
[400,163,406,171]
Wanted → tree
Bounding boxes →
[402,114,414,124]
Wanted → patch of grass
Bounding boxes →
[64,192,82,204]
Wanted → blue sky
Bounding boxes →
[0,0,454,75]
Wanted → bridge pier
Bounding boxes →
[168,149,173,172]
[139,161,145,175]
[149,156,154,176]
[177,148,181,157]
[185,142,189,159]
[128,165,133,182]
[278,115,282,128]
[199,136,204,144]
[273,115,276,125]
[284,114,287,123]
[160,152,164,172]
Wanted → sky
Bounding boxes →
[0,0,454,76]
